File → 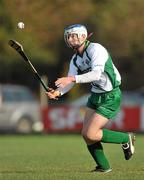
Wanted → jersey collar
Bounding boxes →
[76,40,90,57]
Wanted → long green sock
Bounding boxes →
[102,129,129,144]
[87,142,111,170]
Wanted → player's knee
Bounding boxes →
[81,129,99,142]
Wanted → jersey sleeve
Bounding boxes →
[75,43,109,83]
[57,55,78,95]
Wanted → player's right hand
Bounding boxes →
[45,89,61,100]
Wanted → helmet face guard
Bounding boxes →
[64,24,88,49]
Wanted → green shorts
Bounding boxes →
[87,87,121,119]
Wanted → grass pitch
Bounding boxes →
[0,134,143,180]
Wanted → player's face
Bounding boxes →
[66,33,86,49]
[67,33,80,48]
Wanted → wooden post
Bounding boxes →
[40,75,48,107]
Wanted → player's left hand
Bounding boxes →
[55,76,75,88]
[45,89,60,100]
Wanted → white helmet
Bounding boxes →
[64,24,88,48]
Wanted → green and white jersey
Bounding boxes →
[59,41,121,95]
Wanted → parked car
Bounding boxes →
[0,84,43,133]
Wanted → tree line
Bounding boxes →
[0,0,144,99]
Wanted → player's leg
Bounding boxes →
[82,110,135,172]
[101,129,135,160]
[82,110,112,172]
[83,114,133,149]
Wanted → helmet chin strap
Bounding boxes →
[72,44,81,50]
[72,40,86,50]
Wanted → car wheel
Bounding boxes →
[16,117,33,134]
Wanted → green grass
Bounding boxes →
[0,134,143,180]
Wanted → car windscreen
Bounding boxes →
[2,88,36,102]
